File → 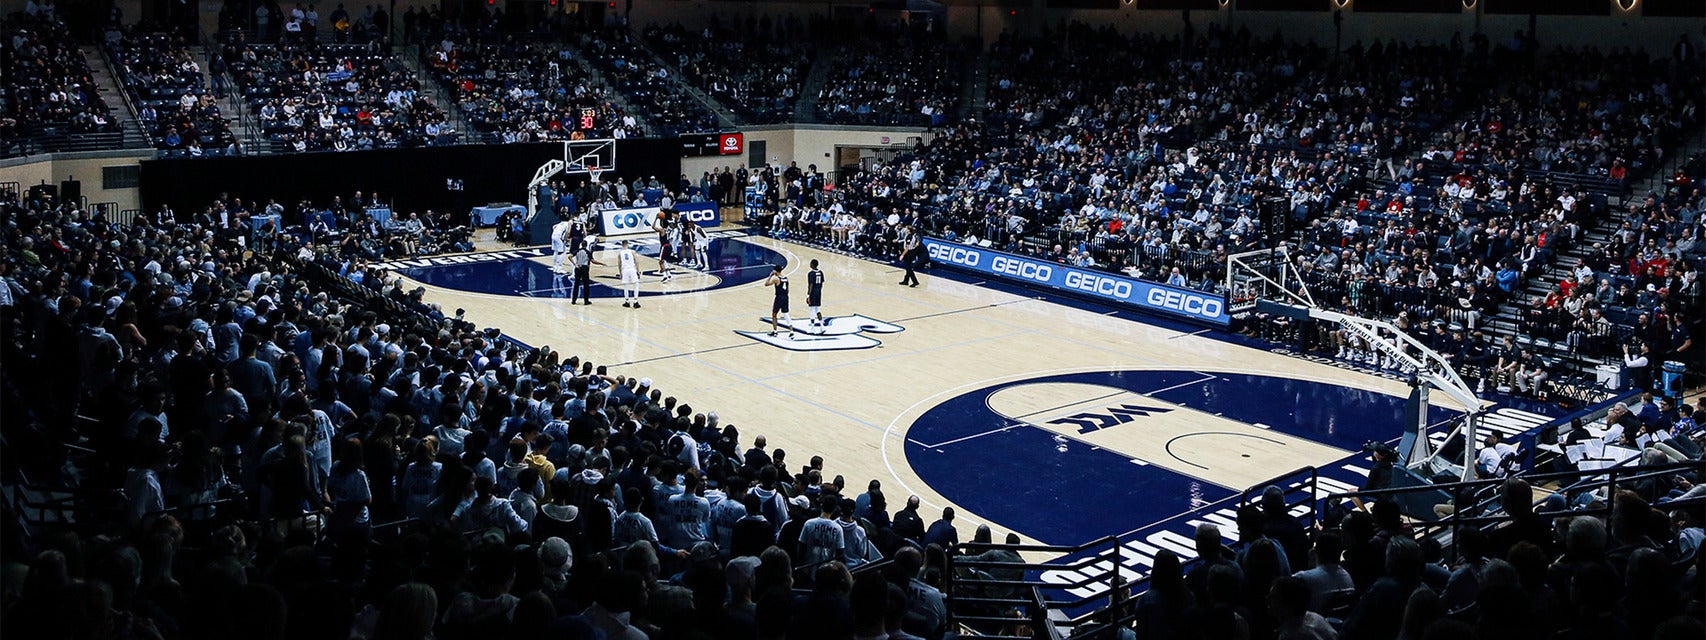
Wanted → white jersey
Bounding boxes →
[618,249,639,283]
[551,221,570,252]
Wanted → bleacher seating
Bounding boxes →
[815,29,963,127]
[3,17,119,139]
[106,29,238,156]
[644,23,809,125]
[424,35,637,142]
[224,40,450,152]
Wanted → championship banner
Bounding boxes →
[922,238,1229,327]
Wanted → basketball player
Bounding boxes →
[550,218,572,273]
[691,223,711,270]
[806,259,825,331]
[653,209,675,282]
[764,265,793,338]
[571,236,602,305]
[618,239,642,308]
[674,215,695,268]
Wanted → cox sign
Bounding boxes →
[599,206,661,236]
[920,238,1228,327]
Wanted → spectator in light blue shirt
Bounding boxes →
[1167,267,1188,288]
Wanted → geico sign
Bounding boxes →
[1145,289,1224,318]
[1064,271,1133,299]
[680,208,718,222]
[990,256,1052,282]
[608,211,654,230]
[927,243,981,266]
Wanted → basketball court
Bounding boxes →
[381,223,1564,575]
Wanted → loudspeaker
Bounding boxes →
[59,179,82,204]
[27,183,57,201]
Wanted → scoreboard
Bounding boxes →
[680,132,744,157]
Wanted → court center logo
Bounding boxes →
[898,369,1473,548]
[735,314,904,351]
[1050,403,1175,433]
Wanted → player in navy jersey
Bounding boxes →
[806,259,826,331]
[653,209,675,282]
[765,264,794,338]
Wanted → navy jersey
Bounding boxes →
[807,269,824,301]
[773,275,790,301]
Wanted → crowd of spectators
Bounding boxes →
[784,26,1339,286]
[106,28,240,156]
[814,25,962,127]
[3,15,118,137]
[1099,474,1705,640]
[643,23,811,125]
[223,38,452,152]
[747,22,1701,399]
[423,34,638,142]
[1513,155,1705,385]
[580,27,721,137]
[0,184,987,640]
[1437,42,1700,188]
[1,17,1704,640]
[2,176,1699,640]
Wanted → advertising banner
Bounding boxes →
[921,238,1229,327]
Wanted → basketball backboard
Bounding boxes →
[563,139,617,181]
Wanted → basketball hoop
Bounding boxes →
[588,166,604,184]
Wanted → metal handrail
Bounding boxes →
[945,535,1120,630]
[1240,465,1321,528]
[97,36,152,149]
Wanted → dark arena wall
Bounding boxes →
[137,138,682,216]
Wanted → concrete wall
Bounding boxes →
[679,124,932,185]
[0,127,925,216]
[0,151,153,212]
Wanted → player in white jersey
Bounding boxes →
[550,219,571,272]
[618,240,642,308]
[673,217,694,268]
[691,223,711,270]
